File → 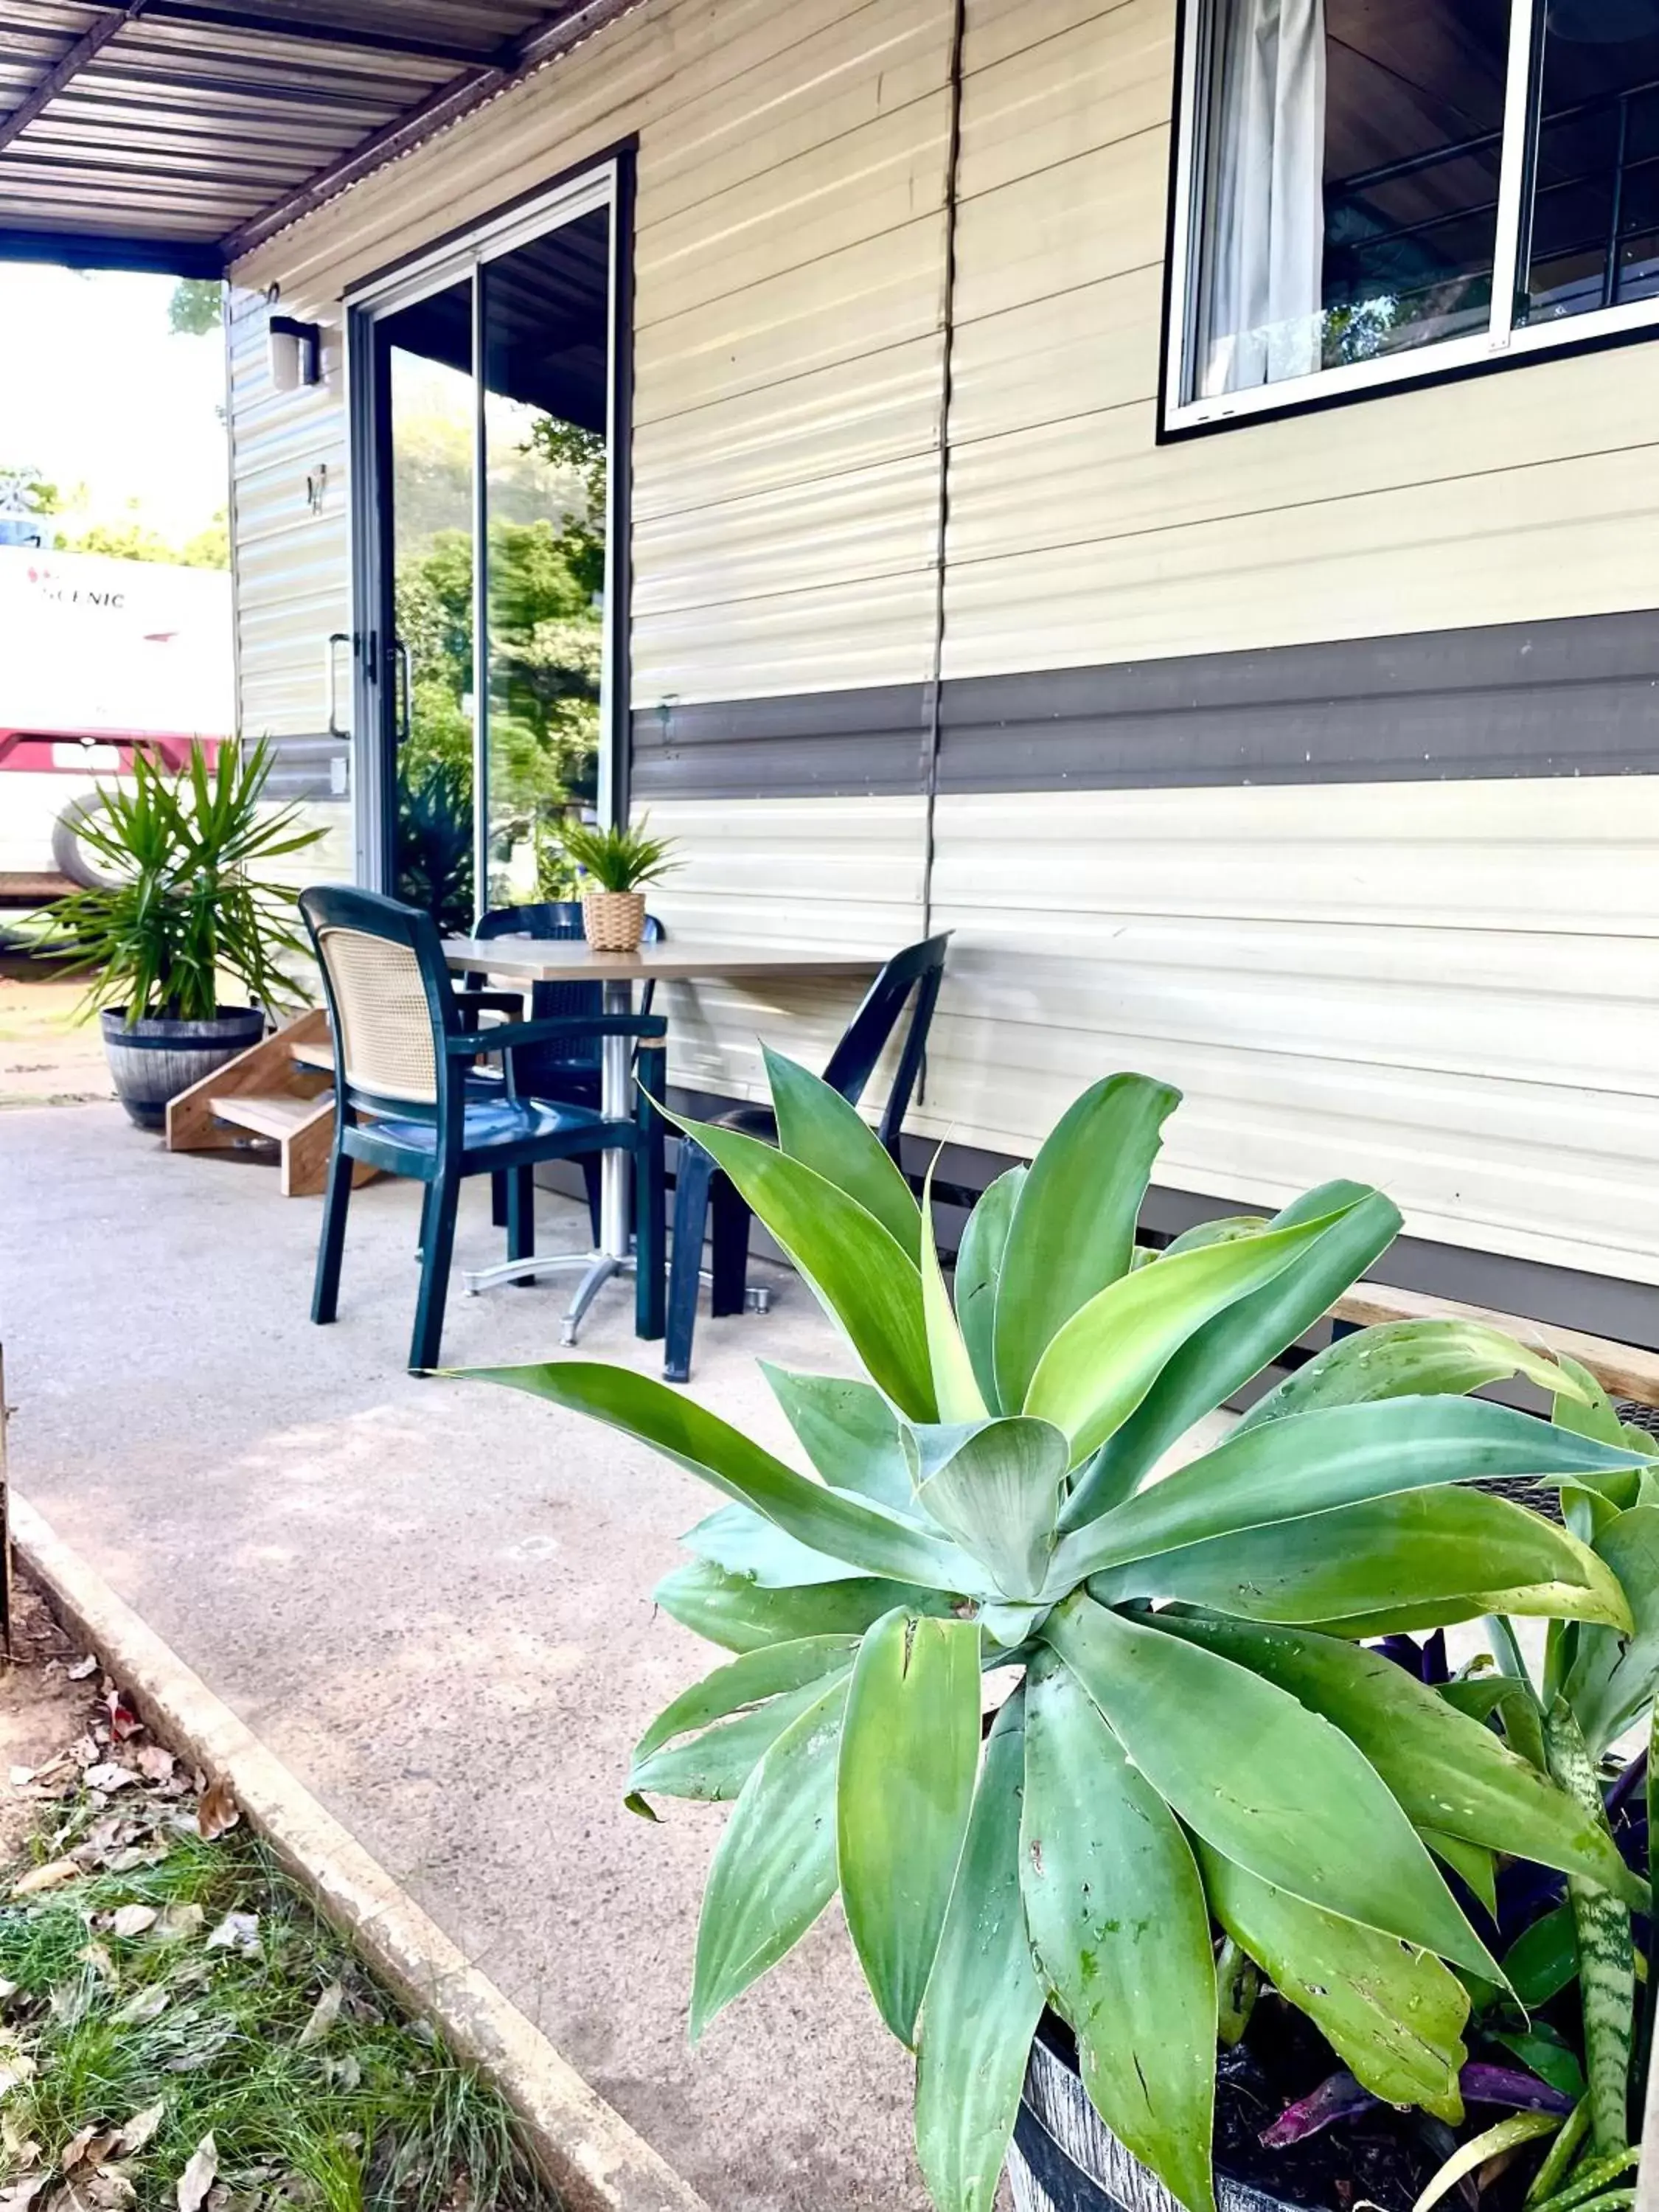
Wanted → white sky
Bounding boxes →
[0,264,228,540]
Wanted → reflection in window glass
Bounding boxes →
[1524,1,1659,324]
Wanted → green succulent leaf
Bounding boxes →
[682,1503,861,1587]
[1239,1319,1590,1431]
[1161,1215,1274,1254]
[1197,1843,1469,2121]
[1042,1596,1500,1978]
[1424,1831,1498,1919]
[654,1559,953,1653]
[1026,1207,1356,1466]
[1099,1487,1634,1635]
[1051,1399,1654,1591]
[914,1691,1045,2212]
[764,1046,922,1264]
[1504,1902,1580,2009]
[1074,1182,1402,1521]
[1563,1505,1659,1757]
[953,1167,1026,1414]
[690,1674,848,2039]
[922,1154,990,1425]
[1023,1655,1217,2212]
[914,1418,1071,1603]
[992,1074,1179,1414]
[468,1361,969,1586]
[1154,1615,1647,1909]
[633,1637,863,1764]
[630,1672,855,1804]
[760,1364,914,1516]
[838,1610,983,2045]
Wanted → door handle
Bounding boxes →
[394,638,413,748]
[325,631,350,740]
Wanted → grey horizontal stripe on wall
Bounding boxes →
[627,610,1659,800]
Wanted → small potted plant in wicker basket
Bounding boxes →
[560,815,678,952]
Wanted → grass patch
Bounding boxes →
[1,1775,559,2211]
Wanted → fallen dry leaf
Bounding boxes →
[78,2172,137,2211]
[296,1981,342,2049]
[108,1907,157,1941]
[11,1860,82,1899]
[111,1988,169,2028]
[175,2134,218,2212]
[151,1904,204,1942]
[74,1944,116,1982]
[102,1697,142,1745]
[0,2051,39,2098]
[195,1780,238,1843]
[82,1768,138,1798]
[66,1658,97,1683]
[204,1913,258,1958]
[59,2125,117,2174]
[113,2104,164,2160]
[0,2174,49,2211]
[134,1747,174,1785]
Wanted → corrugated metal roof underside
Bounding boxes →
[0,0,639,270]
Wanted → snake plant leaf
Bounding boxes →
[761,1364,914,1514]
[922,1154,989,1425]
[470,1362,970,1587]
[953,1167,1026,1414]
[1563,1506,1659,1757]
[991,1074,1180,1413]
[1239,1320,1590,1431]
[1025,1208,1354,1467]
[1071,1183,1402,1524]
[1099,1488,1633,1634]
[838,1610,983,2046]
[683,1503,862,1587]
[662,1111,937,1418]
[914,1692,1045,2212]
[1423,1831,1498,1919]
[1051,1399,1655,1590]
[654,1559,954,1653]
[1155,1615,1648,1909]
[1023,1655,1218,2212]
[1042,1596,1501,1978]
[633,1637,863,1764]
[1197,1842,1469,2121]
[763,1046,922,1264]
[690,1673,848,2039]
[915,1419,1071,1603]
[630,1672,855,1804]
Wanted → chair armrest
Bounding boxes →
[454,989,526,1032]
[445,1012,668,1057]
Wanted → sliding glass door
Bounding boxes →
[346,167,620,920]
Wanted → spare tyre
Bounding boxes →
[52,790,126,891]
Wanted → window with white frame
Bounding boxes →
[1164,0,1659,429]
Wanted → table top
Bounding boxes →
[441,936,881,985]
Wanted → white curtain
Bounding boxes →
[1199,0,1327,397]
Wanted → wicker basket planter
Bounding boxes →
[582,890,647,952]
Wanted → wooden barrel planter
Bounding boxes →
[100,1006,267,1131]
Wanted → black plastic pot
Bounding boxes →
[100,1006,265,1131]
[1007,2021,1291,2212]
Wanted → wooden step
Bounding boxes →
[209,1091,330,1143]
[289,1037,335,1073]
[166,1006,372,1197]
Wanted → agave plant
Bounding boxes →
[467,1062,1656,2212]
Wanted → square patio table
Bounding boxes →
[440,936,880,1340]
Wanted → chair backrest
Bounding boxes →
[300,884,458,1121]
[821,933,951,1156]
[473,900,664,1079]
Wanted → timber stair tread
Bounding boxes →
[206,1091,331,1141]
[166,1008,370,1197]
[289,1037,335,1073]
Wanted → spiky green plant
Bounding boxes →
[557,813,678,893]
[465,1061,1656,2212]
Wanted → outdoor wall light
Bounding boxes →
[268,313,324,391]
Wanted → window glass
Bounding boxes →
[1523,1,1659,324]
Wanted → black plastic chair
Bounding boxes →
[300,885,666,1374]
[664,933,950,1385]
[467,901,665,1242]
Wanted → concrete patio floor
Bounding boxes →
[0,1099,930,2211]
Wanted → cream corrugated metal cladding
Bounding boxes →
[226,0,1659,1291]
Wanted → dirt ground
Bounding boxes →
[0,955,113,1110]
[0,1573,98,1864]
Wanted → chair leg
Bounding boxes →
[410,1172,460,1374]
[580,1155,602,1246]
[506,1165,536,1287]
[312,1142,353,1325]
[710,1177,753,1319]
[664,1141,717,1385]
[635,1068,666,1343]
[417,1180,437,1261]
[490,1170,508,1230]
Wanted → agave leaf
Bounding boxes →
[1423,1831,1498,1919]
[914,1692,1045,2212]
[690,1673,848,2039]
[921,1154,990,1425]
[631,1672,854,1804]
[1563,1505,1659,1757]
[1197,1843,1469,2120]
[468,1362,971,1587]
[1154,1615,1647,1909]
[1052,1399,1653,1591]
[764,1046,922,1263]
[1071,1183,1402,1524]
[655,1559,954,1653]
[683,1503,862,1587]
[1099,1488,1633,1635]
[1023,1655,1217,2212]
[633,1637,863,1763]
[1026,1208,1354,1466]
[1552,1354,1644,1450]
[838,1610,982,2045]
[760,1364,914,1515]
[991,1074,1180,1413]
[660,1114,936,1419]
[916,1419,1071,1603]
[1043,1596,1500,1978]
[1239,1320,1590,1431]
[953,1167,1026,1414]
[1161,1215,1274,1254]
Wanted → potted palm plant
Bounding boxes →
[464,1062,1658,2212]
[39,738,322,1129]
[557,814,678,952]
